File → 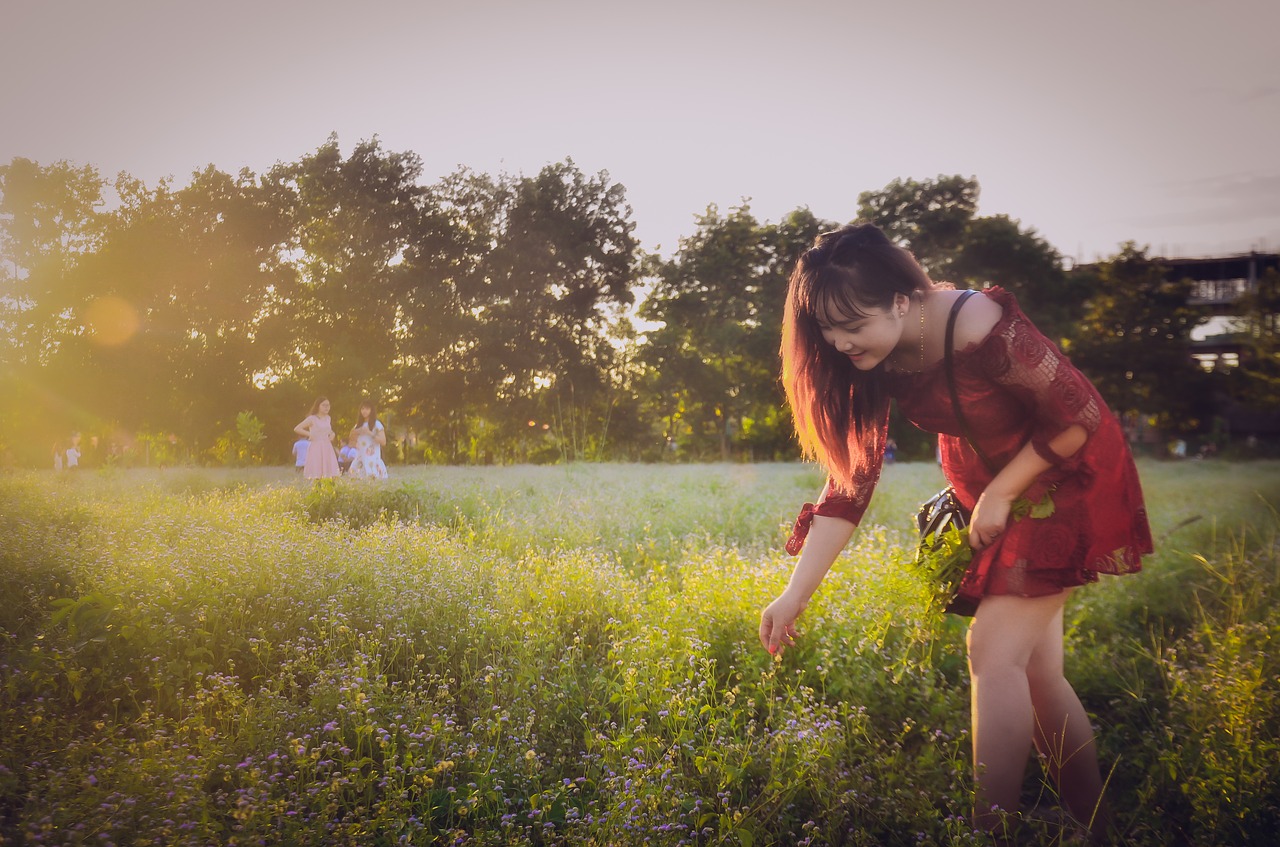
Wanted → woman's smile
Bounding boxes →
[817,296,912,372]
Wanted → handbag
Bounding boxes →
[914,290,995,616]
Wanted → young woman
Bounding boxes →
[759,223,1152,837]
[348,398,388,479]
[294,397,340,480]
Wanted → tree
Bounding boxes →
[856,175,979,277]
[639,204,831,459]
[38,165,296,453]
[265,135,433,409]
[397,160,640,462]
[209,410,268,466]
[0,157,107,366]
[0,158,109,463]
[949,214,1082,342]
[484,160,638,436]
[1068,244,1212,434]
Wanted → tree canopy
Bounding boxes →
[0,151,1269,468]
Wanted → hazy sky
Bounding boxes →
[4,0,1278,262]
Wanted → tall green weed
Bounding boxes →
[0,460,1276,845]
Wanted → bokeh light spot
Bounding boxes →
[85,297,141,346]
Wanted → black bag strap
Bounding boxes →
[944,290,997,474]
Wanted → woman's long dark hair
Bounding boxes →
[356,398,378,432]
[309,396,329,416]
[781,223,934,492]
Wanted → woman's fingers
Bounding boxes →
[969,524,1006,549]
[759,614,798,654]
[760,594,807,654]
[760,613,785,653]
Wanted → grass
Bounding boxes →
[1,459,1277,845]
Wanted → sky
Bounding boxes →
[3,0,1278,264]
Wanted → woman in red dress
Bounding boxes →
[759,223,1151,838]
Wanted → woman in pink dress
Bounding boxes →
[759,223,1151,839]
[294,397,340,479]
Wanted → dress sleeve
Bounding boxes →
[785,409,888,555]
[973,310,1103,465]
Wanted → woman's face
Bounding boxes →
[360,404,372,420]
[319,400,331,415]
[815,292,910,371]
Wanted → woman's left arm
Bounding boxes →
[374,422,387,446]
[957,294,1105,550]
[969,424,1087,548]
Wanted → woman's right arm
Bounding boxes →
[759,514,856,654]
[294,417,311,437]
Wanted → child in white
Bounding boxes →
[292,437,310,472]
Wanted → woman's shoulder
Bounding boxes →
[937,287,1005,350]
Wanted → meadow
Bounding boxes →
[1,460,1277,846]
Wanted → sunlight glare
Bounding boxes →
[85,296,141,346]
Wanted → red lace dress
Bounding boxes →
[787,287,1151,609]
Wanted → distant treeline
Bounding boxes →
[1,139,1276,468]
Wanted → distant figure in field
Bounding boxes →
[348,398,388,479]
[53,441,64,471]
[338,441,357,475]
[292,435,310,473]
[760,223,1152,840]
[294,397,340,480]
[65,434,81,471]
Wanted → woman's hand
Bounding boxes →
[969,490,1012,550]
[759,590,808,655]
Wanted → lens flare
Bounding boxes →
[85,297,141,346]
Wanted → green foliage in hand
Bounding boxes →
[912,524,974,614]
[911,491,1055,614]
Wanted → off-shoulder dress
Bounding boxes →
[786,287,1151,611]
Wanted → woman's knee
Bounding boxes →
[967,633,1030,679]
[1026,672,1076,721]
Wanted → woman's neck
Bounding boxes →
[886,291,928,373]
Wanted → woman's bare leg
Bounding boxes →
[1024,602,1112,837]
[966,592,1071,831]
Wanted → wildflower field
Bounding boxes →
[2,460,1277,846]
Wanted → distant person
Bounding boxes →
[338,442,357,475]
[53,441,64,471]
[292,435,310,473]
[759,223,1152,839]
[348,398,388,479]
[293,397,340,480]
[65,434,81,471]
